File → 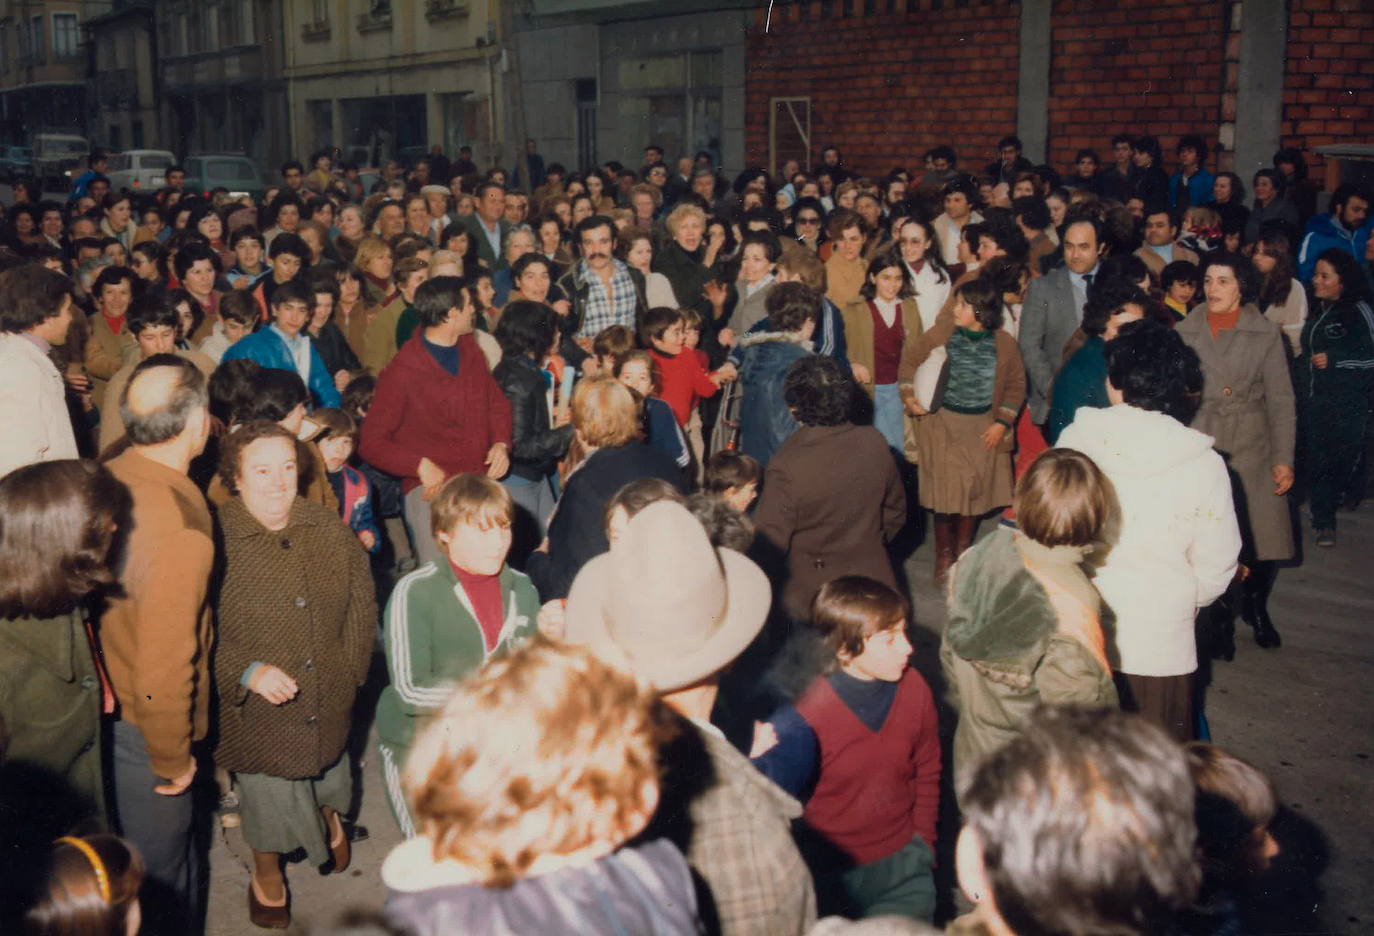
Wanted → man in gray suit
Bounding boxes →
[462,180,513,272]
[1018,216,1104,427]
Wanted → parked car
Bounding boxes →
[31,133,90,190]
[106,150,177,193]
[0,145,33,181]
[182,154,266,201]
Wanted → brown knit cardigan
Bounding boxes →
[213,496,376,779]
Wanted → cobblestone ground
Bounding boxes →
[205,503,1374,935]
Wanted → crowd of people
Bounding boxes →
[0,130,1369,935]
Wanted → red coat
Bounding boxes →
[359,332,512,493]
[650,347,719,426]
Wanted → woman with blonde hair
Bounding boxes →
[653,202,724,347]
[382,640,698,934]
[352,236,396,306]
[525,377,686,602]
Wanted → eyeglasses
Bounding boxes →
[797,216,820,225]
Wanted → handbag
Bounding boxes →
[912,346,950,413]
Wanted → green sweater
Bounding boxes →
[376,561,540,750]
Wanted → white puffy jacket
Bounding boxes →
[1058,404,1242,677]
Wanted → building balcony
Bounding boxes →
[425,0,468,21]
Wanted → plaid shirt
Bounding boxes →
[573,258,639,338]
[653,718,816,936]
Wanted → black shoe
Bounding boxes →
[1251,615,1282,649]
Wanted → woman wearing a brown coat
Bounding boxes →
[213,420,376,929]
[900,276,1026,584]
[754,355,907,621]
[1176,253,1295,650]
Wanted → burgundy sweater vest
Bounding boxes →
[795,668,941,866]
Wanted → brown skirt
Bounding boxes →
[915,409,1013,515]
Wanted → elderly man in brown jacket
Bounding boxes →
[102,354,214,936]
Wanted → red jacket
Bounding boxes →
[795,669,941,866]
[650,347,719,426]
[359,331,512,493]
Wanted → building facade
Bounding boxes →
[0,0,108,144]
[514,0,749,177]
[281,0,507,172]
[84,0,155,152]
[154,0,290,170]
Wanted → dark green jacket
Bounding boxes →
[941,528,1117,802]
[0,610,106,822]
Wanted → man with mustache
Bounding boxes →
[555,214,648,373]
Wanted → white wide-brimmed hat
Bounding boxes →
[564,501,771,692]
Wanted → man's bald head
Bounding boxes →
[120,354,209,446]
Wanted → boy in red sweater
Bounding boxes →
[642,306,734,427]
[752,575,940,922]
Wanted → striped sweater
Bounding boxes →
[376,561,539,751]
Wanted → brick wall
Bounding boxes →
[1046,0,1227,174]
[743,0,1364,186]
[743,0,1020,179]
[1282,0,1374,178]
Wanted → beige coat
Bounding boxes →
[1135,242,1200,279]
[84,312,135,410]
[1176,305,1296,561]
[841,297,924,398]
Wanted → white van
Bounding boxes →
[106,150,177,192]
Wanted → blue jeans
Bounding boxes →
[874,383,905,453]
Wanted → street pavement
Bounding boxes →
[201,503,1374,934]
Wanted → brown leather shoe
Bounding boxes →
[248,874,290,929]
[325,809,351,874]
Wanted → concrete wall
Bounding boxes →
[516,8,747,175]
[516,22,597,170]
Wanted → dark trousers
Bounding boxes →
[1306,394,1369,529]
[110,720,201,936]
[1114,671,1195,744]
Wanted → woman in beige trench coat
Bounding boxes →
[1176,252,1295,650]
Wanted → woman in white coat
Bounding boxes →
[1058,320,1242,743]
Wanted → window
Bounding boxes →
[27,15,44,65]
[52,13,78,60]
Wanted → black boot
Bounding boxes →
[1241,562,1281,649]
[1205,586,1238,662]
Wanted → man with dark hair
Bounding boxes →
[1169,134,1214,213]
[1136,207,1200,279]
[102,354,213,935]
[955,706,1202,934]
[933,177,983,267]
[222,279,340,407]
[0,264,78,476]
[511,138,545,191]
[984,135,1034,186]
[1059,320,1239,739]
[1297,182,1371,282]
[99,296,218,452]
[281,159,306,192]
[461,180,511,271]
[1019,217,1105,428]
[554,215,648,369]
[1012,195,1055,272]
[359,276,512,565]
[70,149,109,200]
[919,145,958,189]
[1096,132,1136,203]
